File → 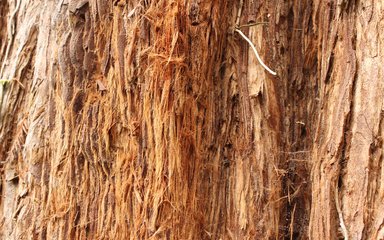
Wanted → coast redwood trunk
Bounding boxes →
[0,0,383,239]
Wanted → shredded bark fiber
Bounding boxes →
[0,0,383,240]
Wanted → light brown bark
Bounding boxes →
[0,0,383,239]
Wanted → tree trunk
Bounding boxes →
[0,0,383,239]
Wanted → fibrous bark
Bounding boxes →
[0,0,383,240]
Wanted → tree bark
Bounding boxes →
[0,0,383,239]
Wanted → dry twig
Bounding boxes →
[235,28,277,75]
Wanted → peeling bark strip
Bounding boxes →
[0,0,383,240]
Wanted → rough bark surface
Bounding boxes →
[0,0,383,239]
